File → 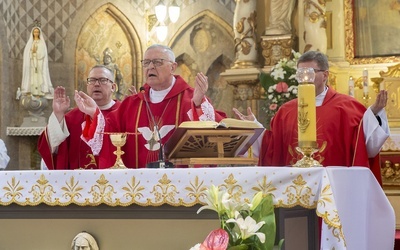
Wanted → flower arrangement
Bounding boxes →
[259,50,301,128]
[190,185,280,250]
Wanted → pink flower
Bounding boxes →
[275,82,288,93]
[200,229,229,250]
[269,103,278,110]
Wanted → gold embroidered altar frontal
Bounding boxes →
[0,167,394,250]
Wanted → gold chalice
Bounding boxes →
[109,133,127,169]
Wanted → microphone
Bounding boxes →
[140,87,173,169]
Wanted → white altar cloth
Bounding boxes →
[0,167,394,249]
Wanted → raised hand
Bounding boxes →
[232,107,256,121]
[371,90,388,115]
[53,86,70,123]
[74,90,98,118]
[123,85,137,99]
[192,72,208,106]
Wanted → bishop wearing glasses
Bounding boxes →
[73,44,226,169]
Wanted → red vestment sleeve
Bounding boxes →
[37,128,55,169]
[259,130,272,166]
[82,108,100,140]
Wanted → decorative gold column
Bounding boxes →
[232,0,258,69]
[222,0,263,122]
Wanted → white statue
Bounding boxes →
[71,232,99,250]
[265,0,296,35]
[21,26,54,98]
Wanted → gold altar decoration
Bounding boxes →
[108,133,128,169]
[261,35,293,67]
[103,132,140,169]
[294,68,321,168]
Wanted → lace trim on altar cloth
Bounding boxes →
[81,113,105,155]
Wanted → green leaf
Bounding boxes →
[259,72,276,92]
[251,194,276,250]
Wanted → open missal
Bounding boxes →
[164,118,264,166]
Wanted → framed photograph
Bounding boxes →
[344,0,400,64]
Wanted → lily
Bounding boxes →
[226,211,266,243]
[197,185,225,216]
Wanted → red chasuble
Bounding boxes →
[38,102,120,170]
[260,88,381,184]
[89,75,226,169]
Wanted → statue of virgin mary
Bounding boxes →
[21,26,54,99]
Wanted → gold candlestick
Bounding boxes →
[362,93,371,107]
[293,141,322,168]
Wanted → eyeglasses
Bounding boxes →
[87,77,112,85]
[141,58,172,67]
[313,68,327,73]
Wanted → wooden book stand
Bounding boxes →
[164,120,264,167]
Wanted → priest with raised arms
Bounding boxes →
[74,44,226,169]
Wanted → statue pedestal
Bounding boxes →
[20,116,47,127]
[19,95,49,127]
[261,34,294,67]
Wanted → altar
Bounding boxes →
[0,167,394,250]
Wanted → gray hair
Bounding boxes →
[146,44,176,62]
[89,65,115,82]
[297,51,329,71]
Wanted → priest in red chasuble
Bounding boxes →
[251,51,389,184]
[74,44,226,169]
[38,65,121,169]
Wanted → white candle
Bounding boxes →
[363,69,369,95]
[348,76,354,97]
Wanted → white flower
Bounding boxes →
[293,50,302,59]
[250,192,263,211]
[271,67,285,80]
[197,185,224,215]
[226,211,266,243]
[286,60,296,69]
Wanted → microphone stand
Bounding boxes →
[140,87,174,169]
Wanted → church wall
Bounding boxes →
[0,0,239,169]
